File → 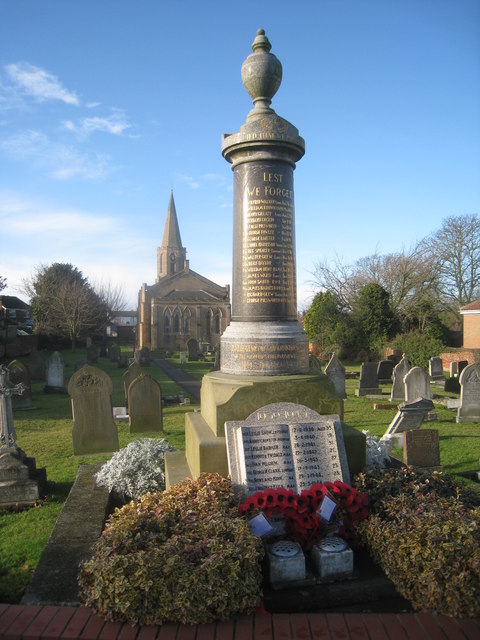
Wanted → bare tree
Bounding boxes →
[91,280,129,322]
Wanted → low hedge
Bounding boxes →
[78,473,264,625]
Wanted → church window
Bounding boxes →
[215,310,221,333]
[174,309,180,333]
[183,309,191,334]
[164,309,171,335]
[206,310,212,337]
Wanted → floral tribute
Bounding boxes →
[239,481,369,549]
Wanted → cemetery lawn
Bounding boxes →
[0,350,478,604]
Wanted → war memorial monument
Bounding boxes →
[165,30,365,486]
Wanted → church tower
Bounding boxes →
[156,191,187,281]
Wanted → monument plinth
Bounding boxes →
[165,30,365,488]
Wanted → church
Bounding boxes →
[136,193,231,351]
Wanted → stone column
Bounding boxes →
[220,29,309,376]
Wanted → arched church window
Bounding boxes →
[164,309,171,335]
[215,310,221,333]
[170,252,176,274]
[183,308,191,334]
[206,310,212,337]
[174,309,180,333]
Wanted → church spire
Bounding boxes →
[156,191,187,280]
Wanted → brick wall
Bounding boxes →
[462,314,480,349]
[439,349,480,371]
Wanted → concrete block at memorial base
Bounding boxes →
[185,411,228,479]
[310,536,354,582]
[267,541,306,587]
[164,450,192,489]
[341,423,366,476]
[200,370,343,437]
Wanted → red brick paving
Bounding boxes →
[1,605,480,639]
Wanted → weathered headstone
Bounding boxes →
[390,354,410,402]
[458,360,469,376]
[355,362,381,397]
[187,338,199,361]
[44,351,66,394]
[450,361,459,378]
[382,397,435,446]
[429,357,444,383]
[128,373,163,433]
[377,360,395,384]
[456,364,480,423]
[0,366,47,507]
[134,347,150,366]
[325,353,346,399]
[86,344,98,364]
[444,376,461,394]
[108,343,121,363]
[122,362,142,407]
[403,429,441,468]
[26,352,46,382]
[225,403,350,495]
[68,365,119,455]
[179,351,187,365]
[8,360,34,410]
[404,366,431,401]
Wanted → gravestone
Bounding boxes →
[68,365,119,455]
[0,366,47,507]
[108,343,121,363]
[134,347,150,366]
[44,351,66,394]
[382,397,435,447]
[390,355,409,402]
[429,357,444,383]
[444,376,461,394]
[456,364,480,423]
[86,344,98,364]
[187,338,199,361]
[225,402,350,495]
[450,362,459,378]
[404,366,431,401]
[325,353,346,399]
[123,362,142,407]
[27,352,46,382]
[458,360,469,376]
[128,373,163,433]
[117,354,128,369]
[403,429,440,468]
[377,360,394,384]
[179,351,187,365]
[355,362,381,397]
[8,360,34,410]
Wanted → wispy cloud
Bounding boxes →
[4,62,79,105]
[63,108,131,137]
[176,173,200,190]
[1,129,111,181]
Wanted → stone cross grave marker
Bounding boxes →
[68,364,119,455]
[429,357,444,383]
[377,359,395,384]
[456,364,480,423]
[355,362,381,397]
[44,351,66,393]
[225,402,350,495]
[7,360,34,409]
[325,353,346,399]
[404,366,431,401]
[403,429,440,468]
[0,365,25,448]
[382,397,435,447]
[390,354,410,402]
[122,362,142,408]
[128,373,163,433]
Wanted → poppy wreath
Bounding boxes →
[239,481,369,549]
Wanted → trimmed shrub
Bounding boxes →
[78,473,264,625]
[391,330,445,369]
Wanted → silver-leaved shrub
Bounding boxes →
[362,430,391,469]
[95,438,175,499]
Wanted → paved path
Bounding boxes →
[1,605,480,639]
[152,358,201,402]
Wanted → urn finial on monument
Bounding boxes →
[241,29,282,118]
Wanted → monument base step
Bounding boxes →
[164,450,192,489]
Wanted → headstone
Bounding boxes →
[387,351,402,364]
[429,357,444,383]
[456,364,480,423]
[86,344,98,364]
[458,360,468,376]
[444,376,461,394]
[450,361,459,378]
[187,338,199,361]
[390,354,409,402]
[377,359,395,384]
[355,362,381,397]
[44,351,66,394]
[382,397,435,447]
[325,353,346,399]
[0,366,47,507]
[26,352,46,382]
[99,341,108,358]
[122,362,142,407]
[128,373,163,433]
[134,347,150,366]
[7,360,34,409]
[404,366,431,401]
[68,365,119,455]
[403,429,441,468]
[179,351,187,365]
[225,403,350,495]
[117,354,128,369]
[108,343,121,363]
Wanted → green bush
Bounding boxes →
[391,330,445,368]
[357,493,480,617]
[78,473,264,625]
[354,467,480,616]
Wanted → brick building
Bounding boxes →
[460,300,480,349]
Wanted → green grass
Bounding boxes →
[0,350,478,602]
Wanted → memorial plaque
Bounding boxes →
[225,402,349,494]
[457,364,480,423]
[404,429,440,468]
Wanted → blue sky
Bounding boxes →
[1,0,479,311]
